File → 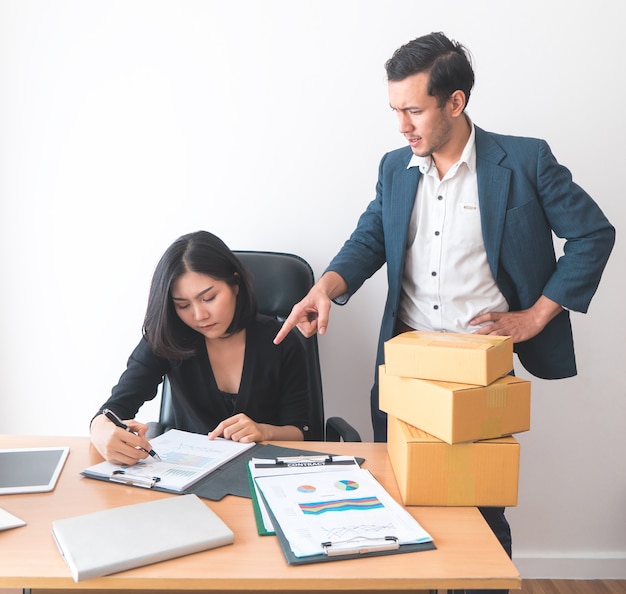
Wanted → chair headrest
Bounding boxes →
[234,251,314,321]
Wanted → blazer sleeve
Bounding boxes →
[530,140,614,312]
[95,336,169,421]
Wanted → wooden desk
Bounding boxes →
[0,435,520,592]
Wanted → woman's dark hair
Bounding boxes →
[385,32,474,109]
[143,231,257,359]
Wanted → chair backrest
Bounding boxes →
[157,251,326,441]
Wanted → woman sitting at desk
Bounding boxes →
[91,231,309,465]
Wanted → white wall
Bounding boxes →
[1,0,624,579]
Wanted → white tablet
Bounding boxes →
[0,447,70,494]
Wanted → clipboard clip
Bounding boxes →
[267,455,357,468]
[252,455,358,469]
[110,470,161,489]
[275,455,332,466]
[322,536,399,556]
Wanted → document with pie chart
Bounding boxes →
[254,467,433,559]
[248,455,361,535]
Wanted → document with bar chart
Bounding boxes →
[254,467,433,560]
[82,429,254,492]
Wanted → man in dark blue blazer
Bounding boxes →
[275,32,614,587]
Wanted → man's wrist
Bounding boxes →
[317,271,348,301]
[532,295,563,327]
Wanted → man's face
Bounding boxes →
[388,72,455,158]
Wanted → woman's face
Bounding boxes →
[170,271,239,340]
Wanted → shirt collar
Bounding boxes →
[407,116,476,174]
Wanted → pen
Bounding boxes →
[102,408,162,461]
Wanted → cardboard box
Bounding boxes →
[384,331,513,386]
[379,365,530,444]
[387,415,519,506]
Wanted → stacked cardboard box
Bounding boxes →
[380,331,530,506]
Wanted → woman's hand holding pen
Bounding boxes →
[90,413,155,466]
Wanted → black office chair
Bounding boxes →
[147,251,361,442]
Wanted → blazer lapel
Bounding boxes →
[388,162,420,281]
[475,127,511,280]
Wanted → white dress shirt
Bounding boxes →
[398,121,509,334]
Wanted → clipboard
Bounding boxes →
[83,439,360,501]
[255,470,436,564]
[81,430,255,496]
[270,510,436,564]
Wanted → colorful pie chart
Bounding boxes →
[334,479,359,491]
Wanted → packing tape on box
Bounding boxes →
[486,382,508,408]
[445,446,476,504]
[444,444,477,505]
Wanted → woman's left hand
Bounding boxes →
[208,414,304,442]
[208,413,265,443]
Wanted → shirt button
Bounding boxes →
[431,271,437,276]
[437,195,443,201]
[433,305,439,310]
[434,231,440,236]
